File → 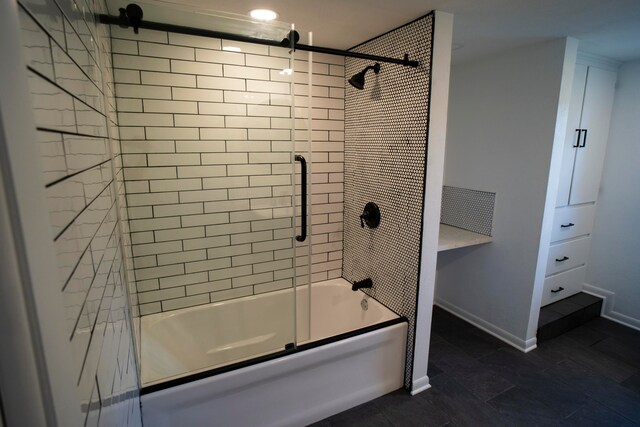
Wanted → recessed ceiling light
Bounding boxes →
[223,46,242,52]
[249,9,278,21]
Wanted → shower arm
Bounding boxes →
[96,5,420,68]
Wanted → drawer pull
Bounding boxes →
[555,256,569,262]
[551,287,565,294]
[560,223,575,228]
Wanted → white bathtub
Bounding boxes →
[140,278,407,426]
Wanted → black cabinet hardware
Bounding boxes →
[555,256,569,262]
[551,287,565,293]
[573,129,581,147]
[580,129,588,147]
[295,155,307,242]
[560,223,575,228]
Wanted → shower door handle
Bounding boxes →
[295,155,307,242]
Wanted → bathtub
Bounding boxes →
[140,278,407,426]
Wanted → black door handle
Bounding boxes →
[551,287,565,294]
[573,129,581,147]
[555,256,569,262]
[295,155,307,242]
[560,223,575,228]
[580,129,587,147]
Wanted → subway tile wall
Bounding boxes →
[111,28,345,315]
[18,0,141,425]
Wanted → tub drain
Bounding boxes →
[361,298,368,311]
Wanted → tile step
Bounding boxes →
[537,292,603,342]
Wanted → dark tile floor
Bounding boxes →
[311,306,640,426]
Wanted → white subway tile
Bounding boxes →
[126,192,178,207]
[225,116,270,129]
[177,165,226,178]
[329,64,345,76]
[227,187,271,200]
[171,59,223,76]
[157,249,207,265]
[227,164,271,176]
[249,175,291,187]
[274,268,295,280]
[136,264,184,281]
[159,272,208,289]
[132,241,182,257]
[138,285,185,303]
[196,49,244,65]
[186,279,231,296]
[254,278,292,294]
[141,71,196,87]
[112,39,138,55]
[122,140,175,153]
[253,238,292,253]
[128,207,153,220]
[129,216,180,232]
[113,54,170,72]
[183,235,230,251]
[210,287,252,303]
[203,176,248,189]
[230,230,272,245]
[153,202,204,218]
[139,42,195,60]
[116,83,172,99]
[248,152,291,164]
[162,294,209,311]
[207,243,251,259]
[137,278,159,292]
[174,114,225,128]
[172,87,223,102]
[205,222,250,236]
[143,99,197,113]
[149,178,201,192]
[169,33,221,50]
[203,199,250,213]
[114,69,141,84]
[197,75,245,91]
[248,129,291,141]
[223,91,270,105]
[118,112,173,127]
[251,218,292,232]
[185,257,231,274]
[246,80,290,94]
[146,127,199,140]
[180,189,227,203]
[147,153,200,166]
[232,272,273,288]
[117,98,143,112]
[329,87,344,99]
[229,209,272,223]
[245,54,290,70]
[223,65,269,80]
[200,128,247,140]
[232,252,273,267]
[247,105,291,118]
[226,140,271,152]
[124,167,176,180]
[221,40,268,55]
[329,110,344,120]
[154,226,204,242]
[200,153,247,166]
[111,26,167,43]
[176,140,226,153]
[122,154,147,167]
[139,302,162,315]
[253,259,293,274]
[131,231,154,244]
[181,212,229,227]
[199,102,246,116]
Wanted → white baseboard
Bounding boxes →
[583,283,640,331]
[435,298,537,353]
[410,376,431,395]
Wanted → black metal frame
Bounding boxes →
[97,4,420,67]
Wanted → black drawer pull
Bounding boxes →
[551,287,564,294]
[555,256,569,262]
[573,129,581,147]
[560,223,575,228]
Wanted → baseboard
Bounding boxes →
[435,298,537,353]
[410,376,431,395]
[583,283,640,331]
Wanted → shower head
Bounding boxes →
[348,63,380,90]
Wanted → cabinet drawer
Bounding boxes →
[541,266,585,307]
[546,237,590,276]
[551,205,596,242]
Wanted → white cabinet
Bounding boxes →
[556,64,617,207]
[541,59,617,307]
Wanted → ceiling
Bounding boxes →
[118,0,640,64]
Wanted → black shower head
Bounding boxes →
[348,63,380,90]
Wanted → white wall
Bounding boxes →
[436,38,571,348]
[585,59,640,328]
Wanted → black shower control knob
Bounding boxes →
[360,202,380,229]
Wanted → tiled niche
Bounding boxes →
[111,27,345,315]
[17,0,141,424]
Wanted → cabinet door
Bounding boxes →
[569,67,617,205]
[556,64,588,207]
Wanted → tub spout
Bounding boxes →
[352,278,373,291]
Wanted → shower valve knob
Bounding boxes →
[360,202,380,229]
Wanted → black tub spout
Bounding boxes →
[352,278,373,291]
